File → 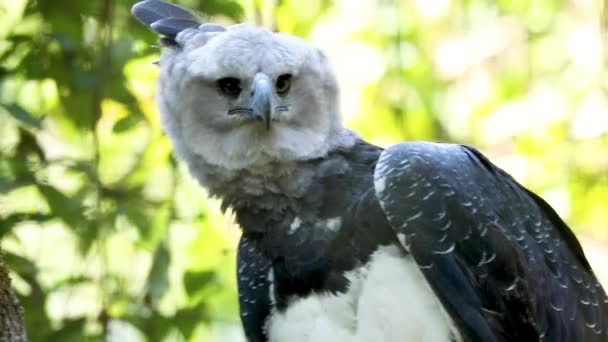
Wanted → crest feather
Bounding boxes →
[131,0,225,46]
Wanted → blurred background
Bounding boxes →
[0,0,607,340]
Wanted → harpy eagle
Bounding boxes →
[131,1,608,341]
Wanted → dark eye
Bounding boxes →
[276,74,292,95]
[217,77,241,97]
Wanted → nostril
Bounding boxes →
[250,90,255,96]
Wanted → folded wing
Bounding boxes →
[374,141,608,342]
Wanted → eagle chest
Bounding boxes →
[265,245,460,342]
[240,191,460,342]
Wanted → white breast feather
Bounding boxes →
[265,245,461,342]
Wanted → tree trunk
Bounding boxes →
[0,252,27,342]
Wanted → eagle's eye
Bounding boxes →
[217,77,241,97]
[276,74,292,95]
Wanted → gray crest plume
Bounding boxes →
[131,0,225,45]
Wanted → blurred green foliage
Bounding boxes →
[0,0,606,341]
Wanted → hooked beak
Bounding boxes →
[250,73,273,130]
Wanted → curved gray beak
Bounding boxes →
[251,73,273,129]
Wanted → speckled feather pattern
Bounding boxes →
[374,142,608,341]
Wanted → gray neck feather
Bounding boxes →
[181,128,359,210]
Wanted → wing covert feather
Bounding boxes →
[373,141,608,342]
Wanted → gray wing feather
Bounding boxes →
[373,141,608,342]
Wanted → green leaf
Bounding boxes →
[173,305,207,338]
[15,128,45,159]
[147,204,171,248]
[64,160,96,179]
[37,184,85,228]
[1,104,42,129]
[183,270,216,297]
[44,318,86,342]
[126,312,172,341]
[112,114,142,133]
[123,204,150,235]
[122,202,170,249]
[146,243,171,305]
[0,157,35,194]
[4,251,39,279]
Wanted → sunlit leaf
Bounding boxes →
[146,243,171,306]
[147,204,172,248]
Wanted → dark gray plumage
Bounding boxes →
[375,142,607,341]
[131,1,608,341]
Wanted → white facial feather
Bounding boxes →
[156,25,356,178]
